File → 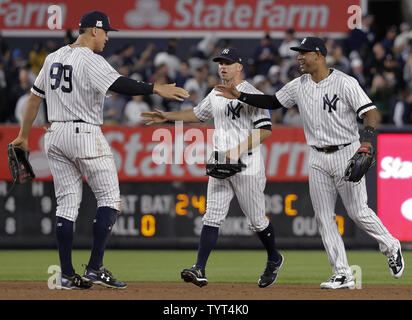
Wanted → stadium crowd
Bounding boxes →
[1,14,412,127]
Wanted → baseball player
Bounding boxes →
[10,10,188,290]
[215,37,404,289]
[142,48,284,288]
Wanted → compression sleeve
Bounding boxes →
[109,76,154,95]
[238,92,284,110]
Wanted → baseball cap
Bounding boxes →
[79,10,118,32]
[212,48,242,64]
[290,37,327,56]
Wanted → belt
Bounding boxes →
[312,143,351,153]
[52,119,85,123]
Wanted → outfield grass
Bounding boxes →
[0,250,410,285]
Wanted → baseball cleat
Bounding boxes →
[320,274,355,289]
[388,248,405,279]
[181,265,208,287]
[258,254,284,288]
[57,273,93,290]
[82,265,127,289]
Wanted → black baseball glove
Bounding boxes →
[206,151,246,179]
[344,145,376,182]
[7,144,35,194]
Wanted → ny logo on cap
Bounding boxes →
[301,38,307,44]
[96,20,103,27]
[222,48,229,54]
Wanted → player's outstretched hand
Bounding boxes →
[141,108,169,125]
[215,84,241,99]
[154,83,189,101]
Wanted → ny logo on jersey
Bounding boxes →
[323,94,340,113]
[226,101,243,119]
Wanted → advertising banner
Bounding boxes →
[0,125,309,182]
[377,134,412,241]
[0,0,361,36]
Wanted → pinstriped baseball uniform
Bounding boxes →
[194,81,272,232]
[276,68,400,276]
[31,45,122,222]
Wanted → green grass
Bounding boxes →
[0,250,411,285]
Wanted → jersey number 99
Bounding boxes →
[50,63,73,93]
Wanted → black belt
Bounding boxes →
[52,119,85,123]
[312,143,351,153]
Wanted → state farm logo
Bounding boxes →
[125,0,170,28]
[401,198,412,221]
[379,156,412,179]
[124,0,329,29]
[0,1,67,27]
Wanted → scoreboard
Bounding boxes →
[0,180,356,249]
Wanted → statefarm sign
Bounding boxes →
[377,134,412,241]
[0,125,308,182]
[0,0,360,34]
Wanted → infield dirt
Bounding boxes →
[0,282,411,300]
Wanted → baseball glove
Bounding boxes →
[344,145,376,182]
[7,144,35,195]
[206,151,246,179]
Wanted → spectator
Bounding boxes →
[278,29,300,60]
[347,14,376,58]
[132,43,155,76]
[123,95,151,126]
[64,29,75,45]
[253,33,278,75]
[267,65,285,92]
[8,66,33,123]
[184,65,208,104]
[370,73,396,124]
[383,53,404,91]
[205,73,219,95]
[330,45,351,74]
[15,91,47,126]
[283,106,302,126]
[0,58,8,122]
[121,43,137,67]
[350,58,368,90]
[381,25,398,55]
[364,42,386,81]
[390,89,412,126]
[403,51,412,88]
[154,38,181,79]
[393,22,412,62]
[180,89,199,111]
[103,93,127,125]
[108,48,125,70]
[29,42,48,75]
[175,61,191,88]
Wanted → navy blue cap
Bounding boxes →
[290,37,327,56]
[213,48,242,64]
[79,11,118,31]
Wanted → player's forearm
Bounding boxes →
[18,93,42,139]
[360,109,379,146]
[238,93,284,110]
[166,109,201,123]
[109,76,154,95]
[236,128,272,155]
[362,108,379,129]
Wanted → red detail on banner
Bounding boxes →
[0,125,308,182]
[0,0,359,33]
[377,134,412,242]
